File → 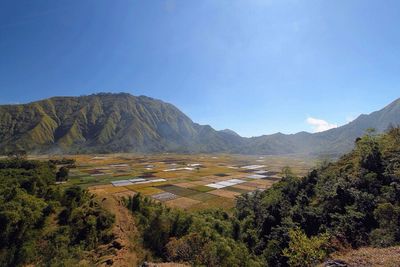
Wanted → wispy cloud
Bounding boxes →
[0,101,20,105]
[306,117,338,133]
[345,115,357,123]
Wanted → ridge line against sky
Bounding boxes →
[1,0,400,137]
[1,91,398,137]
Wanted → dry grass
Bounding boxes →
[231,184,258,191]
[102,186,132,194]
[133,187,164,196]
[241,182,264,188]
[208,189,241,199]
[89,184,116,190]
[164,197,201,210]
[187,192,218,201]
[247,179,275,189]
[224,186,250,194]
[325,246,400,267]
[113,190,136,199]
[174,182,197,188]
[189,196,235,211]
[124,181,169,191]
[88,185,129,194]
[251,179,273,185]
[189,180,210,186]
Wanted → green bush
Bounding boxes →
[128,127,400,266]
[283,228,330,267]
[0,159,114,267]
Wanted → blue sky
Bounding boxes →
[0,0,399,137]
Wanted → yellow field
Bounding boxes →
[35,153,315,210]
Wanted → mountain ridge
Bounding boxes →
[0,93,399,156]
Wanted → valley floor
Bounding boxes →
[42,153,314,211]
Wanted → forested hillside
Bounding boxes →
[0,159,115,266]
[1,127,399,266]
[127,127,400,266]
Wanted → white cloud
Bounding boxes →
[306,117,338,133]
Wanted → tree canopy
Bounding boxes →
[0,159,114,267]
[128,128,400,266]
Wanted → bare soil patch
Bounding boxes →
[89,187,142,267]
[325,246,400,267]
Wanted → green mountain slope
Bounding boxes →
[0,93,399,156]
[0,93,242,154]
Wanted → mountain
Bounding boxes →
[0,93,399,156]
[0,93,241,154]
[245,97,400,156]
[219,129,241,137]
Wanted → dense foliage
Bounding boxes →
[0,159,115,267]
[129,128,400,266]
[127,194,263,266]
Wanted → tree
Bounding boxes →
[0,158,115,266]
[354,130,383,174]
[56,167,69,182]
[283,228,330,267]
[282,166,294,178]
[7,149,27,160]
[370,203,400,247]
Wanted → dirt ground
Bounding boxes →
[142,264,189,267]
[89,186,194,267]
[90,187,142,267]
[324,246,400,267]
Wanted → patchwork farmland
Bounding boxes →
[46,154,315,211]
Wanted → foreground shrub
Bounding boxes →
[283,228,330,267]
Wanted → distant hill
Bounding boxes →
[244,97,400,156]
[0,93,399,156]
